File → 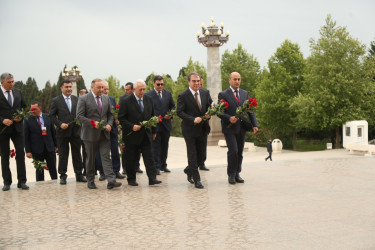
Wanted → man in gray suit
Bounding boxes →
[76,78,122,189]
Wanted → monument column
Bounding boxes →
[197,17,230,146]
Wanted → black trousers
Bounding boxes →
[0,126,27,185]
[57,136,84,178]
[265,152,272,161]
[81,140,87,175]
[125,136,156,182]
[183,134,207,182]
[122,148,140,172]
[152,129,170,170]
[33,145,57,181]
[224,128,246,177]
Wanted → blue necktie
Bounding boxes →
[66,97,71,112]
[6,91,12,107]
[158,91,162,101]
[138,99,144,112]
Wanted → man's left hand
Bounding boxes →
[153,133,157,140]
[205,114,210,120]
[164,115,171,120]
[253,127,258,134]
[13,117,21,122]
[105,125,112,132]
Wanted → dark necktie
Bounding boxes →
[6,91,12,107]
[158,91,162,101]
[235,90,240,102]
[96,96,102,113]
[138,99,144,112]
[194,92,201,111]
[37,116,42,127]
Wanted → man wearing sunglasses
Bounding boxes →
[146,75,175,175]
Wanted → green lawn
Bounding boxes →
[294,139,328,152]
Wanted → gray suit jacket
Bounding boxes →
[76,91,113,142]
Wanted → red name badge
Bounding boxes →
[41,126,47,136]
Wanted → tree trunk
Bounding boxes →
[292,132,297,150]
[336,127,341,149]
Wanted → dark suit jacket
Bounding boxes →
[0,88,26,134]
[24,113,57,154]
[218,88,258,134]
[76,92,113,142]
[49,94,80,138]
[177,88,212,137]
[118,93,155,145]
[145,89,175,132]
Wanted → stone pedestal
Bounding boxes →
[72,81,78,96]
[206,46,224,146]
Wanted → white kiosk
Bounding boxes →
[342,120,368,149]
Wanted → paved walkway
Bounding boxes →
[1,137,375,249]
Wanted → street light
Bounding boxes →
[197,17,229,47]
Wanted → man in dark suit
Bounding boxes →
[145,75,175,174]
[119,82,143,175]
[218,72,258,184]
[118,79,162,186]
[0,73,29,191]
[95,81,124,180]
[177,72,212,189]
[50,80,86,184]
[76,78,122,190]
[24,102,58,181]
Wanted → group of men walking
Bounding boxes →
[0,71,258,191]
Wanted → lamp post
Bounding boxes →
[197,17,229,146]
[62,65,82,96]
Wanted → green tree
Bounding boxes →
[23,77,40,106]
[256,40,305,149]
[221,43,261,97]
[368,39,375,57]
[37,81,53,112]
[291,15,370,148]
[105,75,123,103]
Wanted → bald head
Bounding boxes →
[229,72,241,90]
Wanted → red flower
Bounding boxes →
[159,119,163,123]
[158,115,162,119]
[10,149,15,158]
[43,166,49,170]
[116,104,120,108]
[111,105,113,109]
[90,120,96,128]
[249,98,257,107]
[220,99,225,103]
[30,107,35,111]
[122,146,125,150]
[225,102,229,109]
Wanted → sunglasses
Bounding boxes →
[156,83,164,86]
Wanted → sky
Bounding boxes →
[0,0,374,89]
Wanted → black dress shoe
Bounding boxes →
[115,172,125,179]
[128,180,139,186]
[99,175,105,181]
[122,170,127,175]
[183,168,194,184]
[88,182,97,189]
[194,181,204,189]
[235,176,245,183]
[76,176,87,182]
[107,181,122,189]
[2,185,10,191]
[156,169,161,175]
[149,179,162,185]
[17,183,29,190]
[161,167,171,173]
[136,168,143,174]
[199,165,210,171]
[228,176,236,184]
[60,178,67,185]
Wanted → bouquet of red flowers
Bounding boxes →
[227,98,257,128]
[10,149,15,158]
[127,116,162,136]
[199,99,229,122]
[0,107,32,134]
[32,159,49,171]
[90,120,106,130]
[111,104,120,120]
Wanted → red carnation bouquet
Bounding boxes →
[32,159,49,171]
[197,99,228,124]
[0,107,32,135]
[111,104,120,120]
[227,98,257,128]
[10,149,15,158]
[90,120,106,130]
